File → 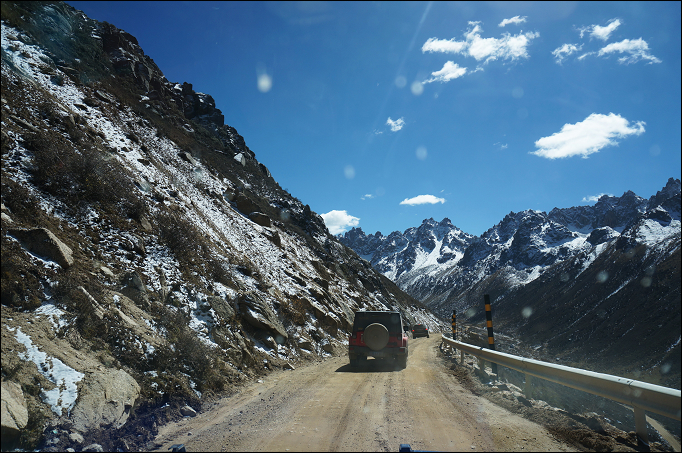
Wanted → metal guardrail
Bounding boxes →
[441,335,681,447]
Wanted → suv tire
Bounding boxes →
[396,354,407,369]
[364,323,389,351]
[349,355,367,368]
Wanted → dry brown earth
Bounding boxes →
[152,335,575,452]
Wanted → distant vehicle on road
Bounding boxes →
[412,324,429,338]
[348,311,408,369]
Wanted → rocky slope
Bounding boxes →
[341,179,681,388]
[0,2,444,451]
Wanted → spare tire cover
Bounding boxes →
[364,323,389,351]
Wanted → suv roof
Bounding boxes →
[352,311,403,333]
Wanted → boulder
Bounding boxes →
[249,212,271,227]
[122,233,146,256]
[207,295,236,321]
[180,405,197,417]
[120,271,149,309]
[235,193,259,216]
[70,369,140,432]
[69,432,84,444]
[139,216,152,232]
[1,381,28,447]
[9,227,73,268]
[238,292,288,341]
[178,151,198,166]
[298,338,314,351]
[321,341,334,353]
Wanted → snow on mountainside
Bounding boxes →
[1,3,444,451]
[341,179,681,387]
[341,178,680,309]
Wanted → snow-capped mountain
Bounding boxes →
[342,179,679,312]
[341,179,681,386]
[343,217,475,281]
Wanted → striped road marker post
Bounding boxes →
[484,294,497,375]
[451,311,456,340]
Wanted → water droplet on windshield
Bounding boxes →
[344,165,355,179]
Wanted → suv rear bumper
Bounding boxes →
[349,346,407,358]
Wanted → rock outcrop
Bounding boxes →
[1,380,29,448]
[70,369,141,432]
[8,227,74,269]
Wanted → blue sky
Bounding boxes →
[66,1,681,237]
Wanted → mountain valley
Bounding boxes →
[1,2,680,452]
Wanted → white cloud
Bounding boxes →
[361,194,374,200]
[590,19,621,41]
[532,113,645,159]
[399,195,446,206]
[386,117,405,131]
[423,61,467,84]
[422,22,539,65]
[498,16,527,27]
[552,43,582,64]
[320,210,360,235]
[565,20,660,65]
[422,37,468,54]
[598,38,662,64]
[582,193,613,203]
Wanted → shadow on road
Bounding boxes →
[335,358,405,373]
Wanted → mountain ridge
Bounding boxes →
[340,178,681,388]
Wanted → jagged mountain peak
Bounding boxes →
[342,178,679,313]
[341,179,680,390]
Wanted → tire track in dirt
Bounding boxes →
[153,336,576,452]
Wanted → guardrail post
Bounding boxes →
[451,311,457,340]
[634,407,649,449]
[484,295,497,375]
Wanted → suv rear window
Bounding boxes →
[352,312,402,333]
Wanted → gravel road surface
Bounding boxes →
[153,335,575,451]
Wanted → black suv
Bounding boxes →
[348,311,408,368]
[412,324,429,338]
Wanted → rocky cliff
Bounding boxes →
[0,2,443,451]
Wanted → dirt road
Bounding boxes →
[153,335,574,451]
